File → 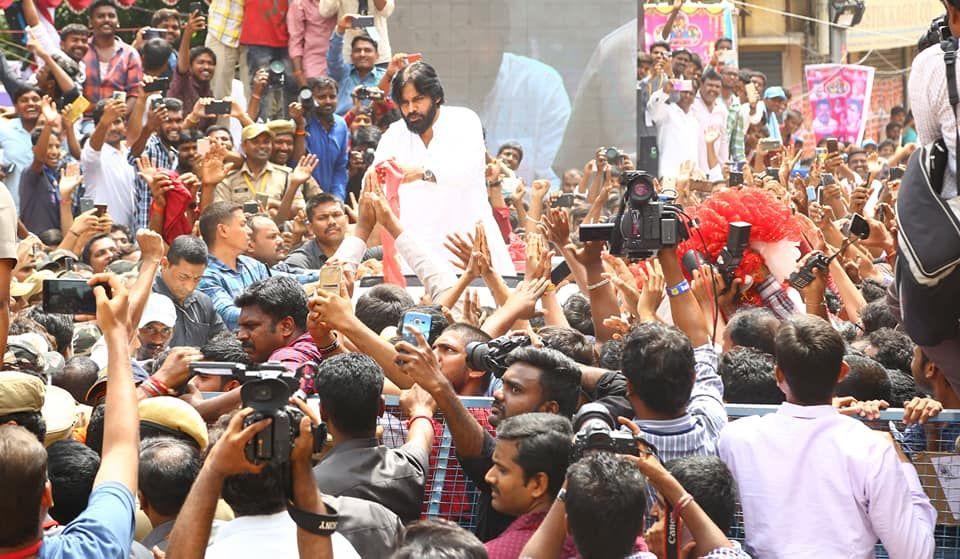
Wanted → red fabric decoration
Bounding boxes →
[676,188,802,304]
[376,160,405,287]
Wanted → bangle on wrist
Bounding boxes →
[406,415,434,430]
[587,278,609,291]
[672,493,694,519]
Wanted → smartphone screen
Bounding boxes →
[112,91,126,103]
[806,186,818,202]
[352,15,375,27]
[95,204,107,217]
[79,198,95,214]
[197,137,211,156]
[144,77,169,93]
[850,213,870,239]
[42,279,107,315]
[826,138,839,153]
[401,311,432,344]
[205,100,231,115]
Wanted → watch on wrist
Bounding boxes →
[423,169,436,183]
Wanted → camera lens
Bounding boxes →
[631,180,652,200]
[298,88,312,102]
[605,147,619,161]
[252,385,272,401]
[269,60,285,75]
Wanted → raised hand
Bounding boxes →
[137,228,166,261]
[291,154,319,185]
[540,207,571,247]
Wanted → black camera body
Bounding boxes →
[578,171,687,260]
[267,60,286,88]
[920,14,952,52]
[465,334,530,378]
[354,86,382,100]
[715,222,751,292]
[571,403,638,461]
[788,250,832,289]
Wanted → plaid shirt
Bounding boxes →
[82,38,143,107]
[757,275,800,320]
[726,95,745,163]
[129,135,178,230]
[208,0,245,48]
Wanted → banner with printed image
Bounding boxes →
[805,64,875,146]
[642,2,737,65]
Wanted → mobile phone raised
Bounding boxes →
[401,311,432,344]
[319,265,342,293]
[351,15,375,27]
[42,279,110,315]
[144,76,169,93]
[205,100,231,115]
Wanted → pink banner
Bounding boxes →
[642,2,737,65]
[805,64,875,146]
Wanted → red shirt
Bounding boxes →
[269,332,322,393]
[240,0,290,47]
[484,511,579,559]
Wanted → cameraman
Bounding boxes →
[346,125,382,202]
[395,327,581,541]
[302,77,350,201]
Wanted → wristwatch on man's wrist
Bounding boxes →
[423,169,436,183]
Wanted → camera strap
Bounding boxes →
[943,37,960,195]
[286,502,339,536]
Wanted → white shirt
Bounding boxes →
[647,90,699,179]
[206,511,360,559]
[480,53,571,188]
[718,403,936,559]
[690,95,729,175]
[909,42,960,202]
[80,141,137,232]
[372,105,516,276]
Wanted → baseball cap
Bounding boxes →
[72,323,102,357]
[39,249,78,272]
[42,385,79,446]
[763,86,787,100]
[0,371,45,415]
[139,396,209,450]
[266,119,296,136]
[241,123,274,142]
[139,293,177,329]
[4,333,50,374]
[11,269,57,299]
[106,260,137,275]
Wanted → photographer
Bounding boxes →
[302,77,350,201]
[346,125,382,202]
[169,11,215,118]
[326,16,387,116]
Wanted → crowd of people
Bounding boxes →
[0,0,957,557]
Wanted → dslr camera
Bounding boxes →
[354,86,383,101]
[919,14,951,51]
[578,171,688,260]
[571,402,638,461]
[267,60,286,88]
[465,333,531,378]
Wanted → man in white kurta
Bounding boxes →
[372,102,515,276]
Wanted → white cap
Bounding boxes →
[138,293,177,329]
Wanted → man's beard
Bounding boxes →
[403,102,438,135]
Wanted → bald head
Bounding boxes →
[54,356,99,403]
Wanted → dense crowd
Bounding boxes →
[0,0,957,558]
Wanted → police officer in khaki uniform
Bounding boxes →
[213,124,318,213]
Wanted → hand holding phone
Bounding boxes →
[43,279,111,315]
[319,265,343,293]
[205,100,231,115]
[351,15,375,27]
[401,311,432,344]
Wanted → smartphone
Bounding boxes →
[501,177,521,195]
[144,76,169,93]
[351,15,375,27]
[406,53,422,64]
[826,137,839,154]
[555,193,574,208]
[94,203,107,217]
[401,311,432,344]
[849,213,870,240]
[550,260,571,285]
[189,1,204,13]
[196,137,211,156]
[820,172,836,187]
[889,166,905,181]
[682,250,706,275]
[143,27,164,40]
[669,79,694,92]
[759,138,781,152]
[79,198,95,214]
[65,96,90,123]
[806,186,818,202]
[42,279,110,315]
[111,91,126,103]
[205,100,231,115]
[319,265,342,293]
[242,201,259,214]
[256,193,270,208]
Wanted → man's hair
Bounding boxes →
[847,147,866,159]
[31,127,60,146]
[60,23,90,41]
[836,354,893,402]
[160,97,183,113]
[561,294,594,336]
[46,440,100,524]
[702,68,722,83]
[726,307,779,355]
[396,305,448,345]
[205,124,231,137]
[142,38,173,72]
[496,413,573,498]
[0,425,48,547]
[859,278,887,302]
[12,86,42,104]
[861,300,899,334]
[139,437,201,517]
[877,139,896,153]
[54,356,100,403]
[391,62,445,106]
[890,105,906,117]
[213,412,285,516]
[867,328,914,375]
[504,347,582,419]
[167,234,208,265]
[304,193,343,221]
[597,339,622,370]
[235,276,308,331]
[888,369,926,404]
[719,346,784,404]
[751,70,767,84]
[352,125,382,149]
[538,326,595,366]
[189,46,216,65]
[496,141,524,163]
[622,322,696,416]
[88,0,118,16]
[443,323,491,351]
[392,519,487,559]
[307,76,338,94]
[714,37,733,49]
[665,456,737,534]
[0,411,46,443]
[885,121,902,135]
[24,307,73,354]
[81,232,113,265]
[355,284,415,336]
[199,201,242,245]
[775,316,846,404]
[200,333,252,365]
[150,8,179,25]
[566,452,647,559]
[650,40,670,53]
[350,33,378,52]
[314,353,383,437]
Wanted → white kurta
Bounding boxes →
[373,106,516,276]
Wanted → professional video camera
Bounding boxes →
[188,361,325,464]
[578,171,688,260]
[919,14,951,52]
[570,402,638,461]
[465,333,531,378]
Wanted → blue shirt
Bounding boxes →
[0,118,36,207]
[199,254,319,330]
[40,482,136,559]
[326,30,386,115]
[304,114,349,200]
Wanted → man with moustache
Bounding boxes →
[370,61,514,275]
[302,77,349,200]
[282,193,378,270]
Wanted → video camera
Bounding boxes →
[465,333,531,378]
[919,14,951,51]
[578,171,688,260]
[570,402,638,461]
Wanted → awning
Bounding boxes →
[846,0,944,52]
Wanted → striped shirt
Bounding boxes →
[633,344,725,463]
[129,135,178,230]
[82,38,143,107]
[207,0,245,48]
